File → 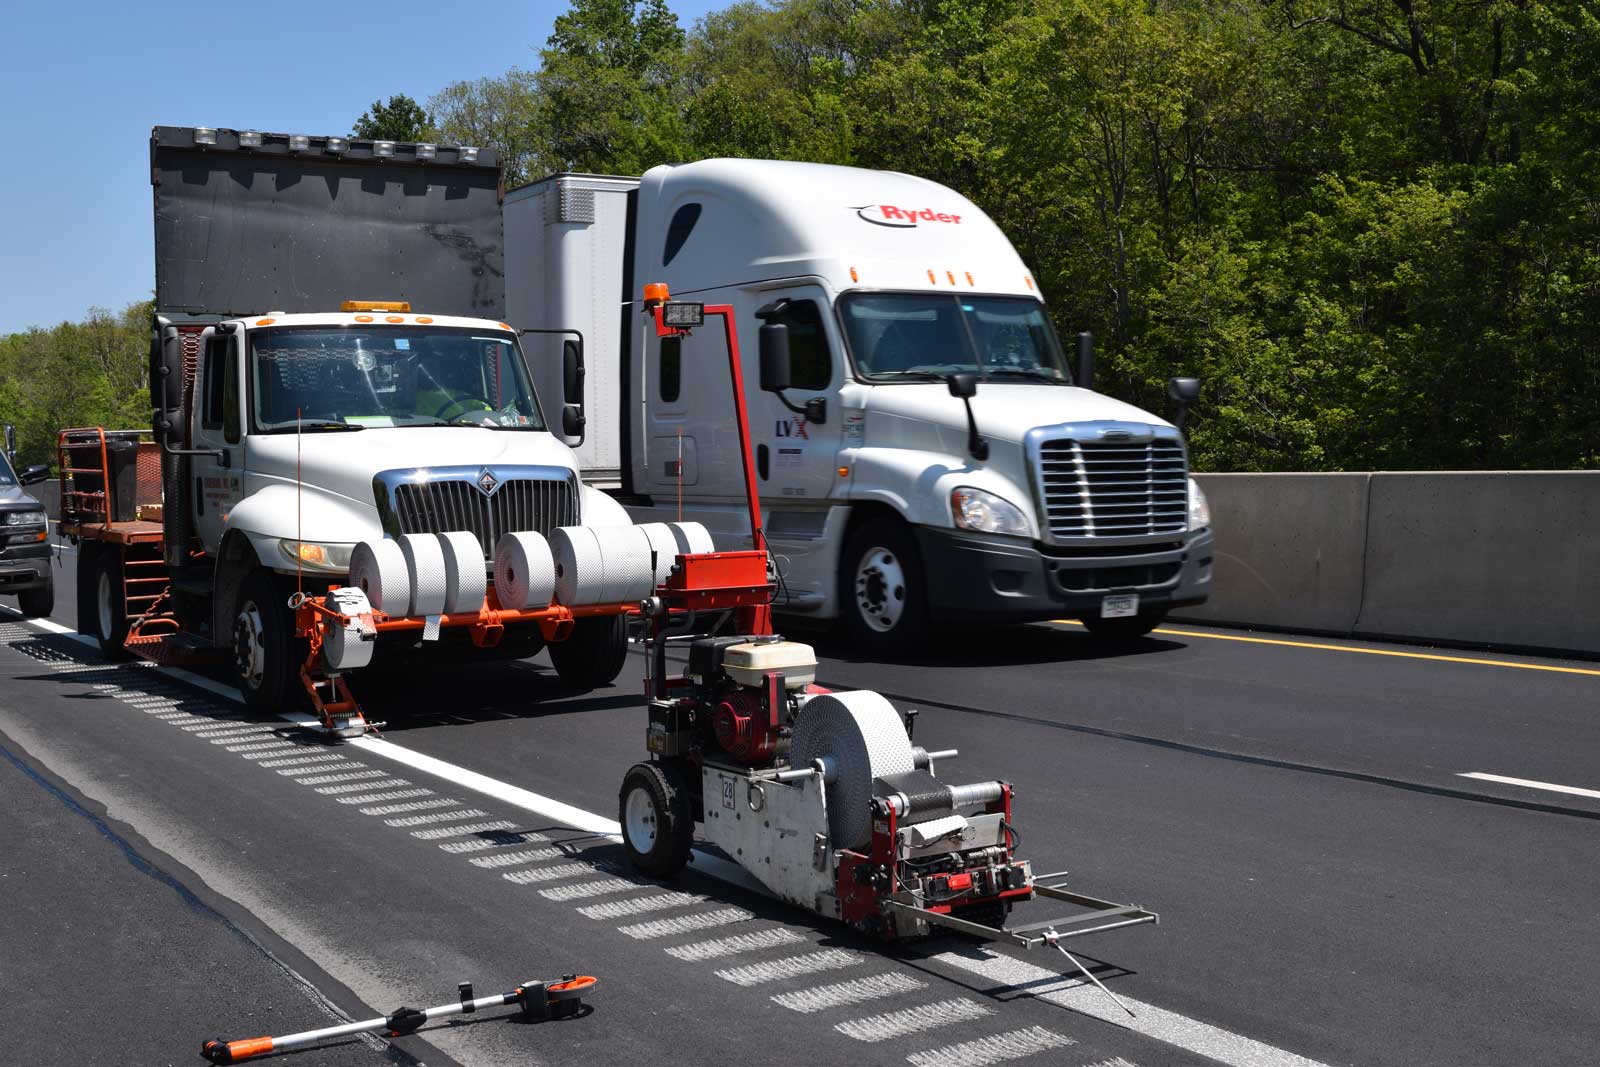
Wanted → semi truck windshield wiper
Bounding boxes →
[269,421,364,433]
[984,368,1066,383]
[866,370,948,381]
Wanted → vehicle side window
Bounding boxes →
[222,338,240,443]
[774,300,831,391]
[659,335,682,403]
[202,336,225,430]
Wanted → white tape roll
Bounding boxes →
[593,525,656,604]
[399,533,449,617]
[494,531,557,610]
[789,691,916,851]
[550,526,604,606]
[323,587,376,671]
[438,531,487,614]
[669,521,715,556]
[348,538,410,614]
[636,522,682,584]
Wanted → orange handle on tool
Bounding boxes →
[201,1036,274,1063]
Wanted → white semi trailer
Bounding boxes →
[506,160,1213,652]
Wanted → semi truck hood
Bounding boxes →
[861,382,1173,444]
[247,427,580,507]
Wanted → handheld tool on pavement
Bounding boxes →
[200,974,596,1063]
[615,291,1156,1016]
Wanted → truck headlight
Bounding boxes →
[1188,478,1210,531]
[4,511,46,526]
[951,487,1031,537]
[279,539,356,572]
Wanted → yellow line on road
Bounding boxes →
[1053,620,1600,678]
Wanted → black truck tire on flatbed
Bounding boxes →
[18,581,54,619]
[548,614,629,689]
[232,569,307,714]
[78,544,130,659]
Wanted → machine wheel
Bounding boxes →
[548,614,629,689]
[80,546,130,659]
[840,515,930,656]
[1079,610,1166,642]
[232,569,307,713]
[619,761,693,878]
[17,580,54,619]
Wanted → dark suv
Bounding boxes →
[0,451,53,617]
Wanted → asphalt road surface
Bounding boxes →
[3,544,1596,1066]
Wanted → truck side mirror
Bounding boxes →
[562,338,585,405]
[759,323,791,393]
[945,373,988,462]
[1076,332,1094,391]
[946,372,977,399]
[1166,376,1201,431]
[562,403,586,440]
[18,464,49,486]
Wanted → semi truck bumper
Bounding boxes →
[0,541,54,593]
[913,525,1212,622]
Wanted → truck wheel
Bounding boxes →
[619,761,693,878]
[232,570,307,713]
[18,581,54,620]
[1079,610,1166,642]
[548,614,629,689]
[80,547,130,659]
[840,516,930,655]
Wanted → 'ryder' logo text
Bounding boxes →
[854,204,964,228]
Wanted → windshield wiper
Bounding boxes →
[273,421,364,433]
[983,368,1065,383]
[865,370,948,381]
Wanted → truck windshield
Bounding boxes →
[250,326,546,432]
[839,293,1072,384]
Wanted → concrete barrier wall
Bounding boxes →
[1176,471,1600,655]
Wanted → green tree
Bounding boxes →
[352,94,436,142]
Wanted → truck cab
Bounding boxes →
[508,160,1212,652]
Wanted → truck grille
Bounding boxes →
[1036,438,1188,540]
[387,476,578,559]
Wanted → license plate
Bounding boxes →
[1100,593,1139,618]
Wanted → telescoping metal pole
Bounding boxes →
[201,975,596,1063]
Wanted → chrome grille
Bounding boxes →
[388,477,578,559]
[1036,438,1187,540]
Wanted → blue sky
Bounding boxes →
[0,0,717,336]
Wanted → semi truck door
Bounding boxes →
[190,332,242,553]
[750,292,844,505]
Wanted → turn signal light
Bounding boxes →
[341,301,411,312]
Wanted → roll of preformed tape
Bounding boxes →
[788,690,916,851]
[494,531,557,610]
[323,587,376,671]
[550,526,604,606]
[348,538,410,614]
[399,533,449,617]
[636,522,681,585]
[593,524,657,604]
[669,521,715,556]
[438,531,487,614]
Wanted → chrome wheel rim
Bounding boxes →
[624,786,658,851]
[853,546,905,633]
[233,599,266,691]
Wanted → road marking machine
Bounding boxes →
[613,293,1157,1012]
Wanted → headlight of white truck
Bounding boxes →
[951,487,1031,537]
[5,511,46,526]
[1188,477,1210,531]
[279,539,356,572]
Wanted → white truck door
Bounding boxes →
[190,331,243,553]
[747,291,845,506]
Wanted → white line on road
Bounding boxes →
[907,1025,1075,1067]
[665,927,806,962]
[716,948,862,987]
[835,997,992,1043]
[772,972,927,1014]
[1457,771,1600,800]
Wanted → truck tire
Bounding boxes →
[840,515,930,656]
[619,761,693,878]
[548,614,629,689]
[1079,610,1166,642]
[79,546,130,659]
[232,569,307,713]
[18,581,54,620]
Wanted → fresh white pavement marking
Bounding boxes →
[906,1025,1075,1067]
[575,891,704,920]
[615,908,752,940]
[385,809,486,828]
[438,833,547,854]
[335,787,430,805]
[716,948,862,987]
[835,998,992,1043]
[933,948,1332,1067]
[1458,771,1600,800]
[665,927,806,962]
[468,846,568,869]
[358,798,459,817]
[772,973,926,1014]
[539,878,643,902]
[1,605,1333,1067]
[411,819,517,840]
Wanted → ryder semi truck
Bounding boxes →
[62,126,635,713]
[505,160,1213,653]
